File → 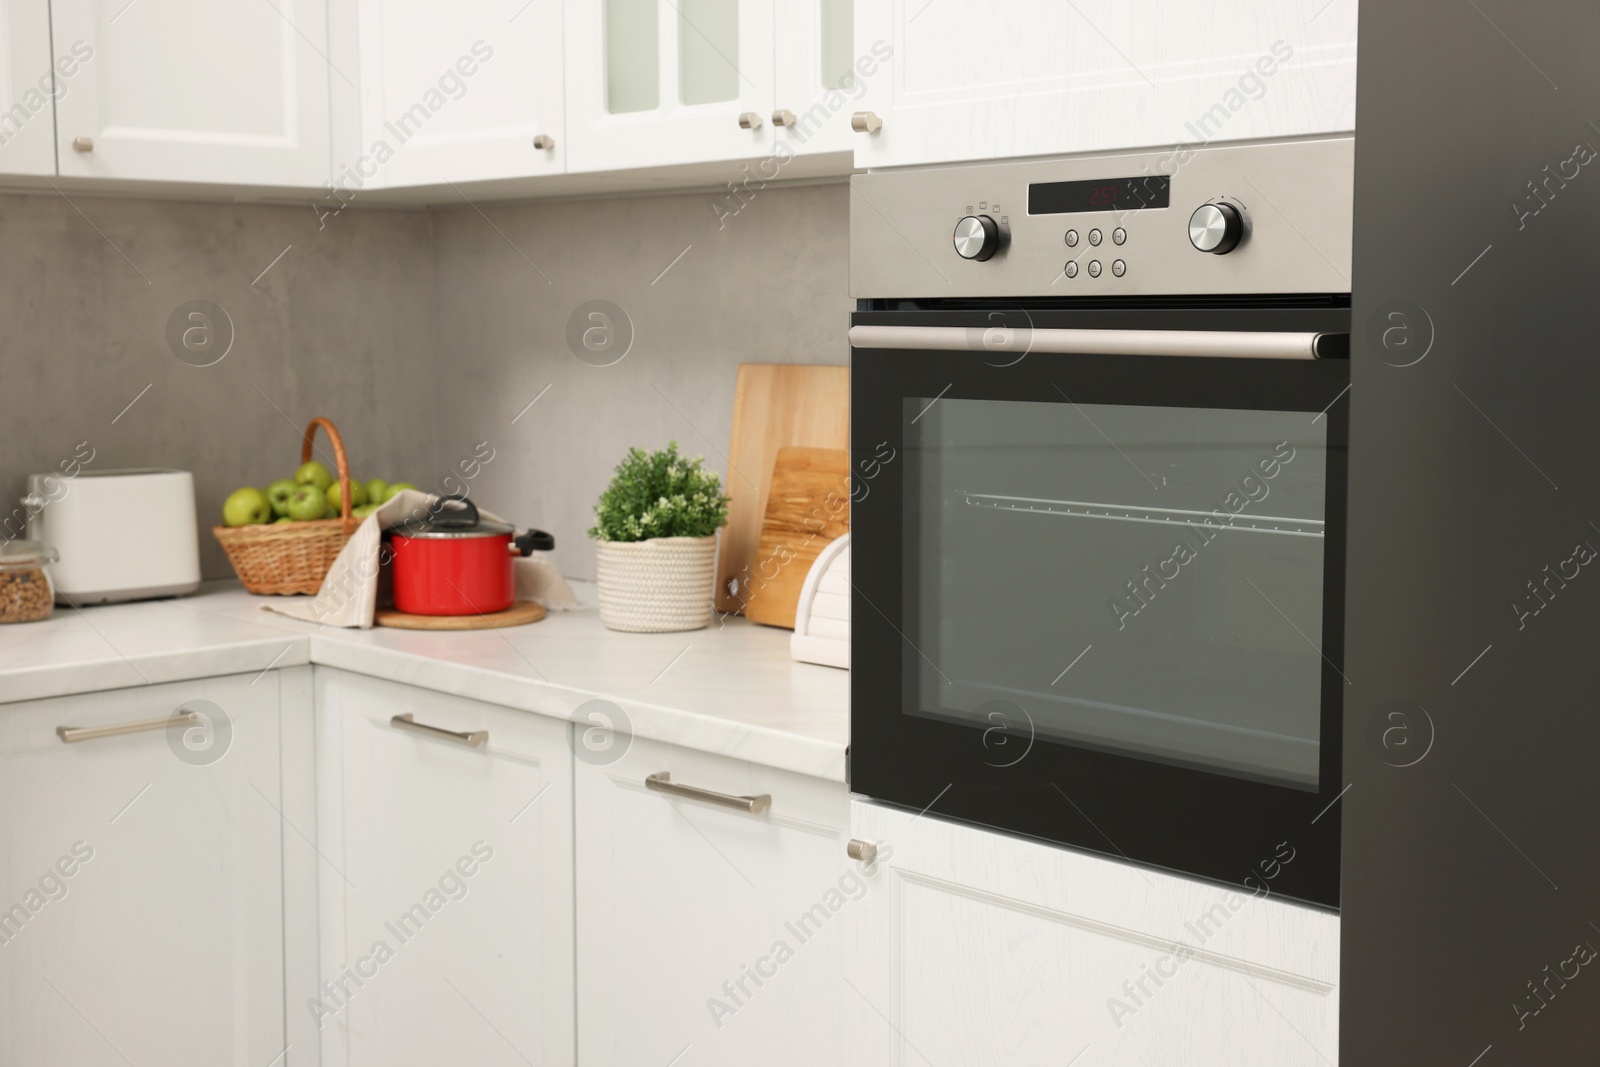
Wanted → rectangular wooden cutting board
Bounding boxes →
[716,364,849,615]
[743,447,851,628]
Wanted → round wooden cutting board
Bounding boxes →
[374,600,546,630]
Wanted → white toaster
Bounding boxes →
[25,468,202,604]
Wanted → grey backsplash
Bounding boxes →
[0,180,850,582]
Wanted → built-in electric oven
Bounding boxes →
[848,138,1353,909]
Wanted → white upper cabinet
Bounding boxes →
[770,0,860,156]
[851,0,1359,168]
[564,0,775,172]
[349,0,563,188]
[0,3,56,175]
[51,0,331,186]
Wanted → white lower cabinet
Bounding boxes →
[845,800,1340,1066]
[315,668,574,1067]
[0,672,294,1067]
[575,735,852,1066]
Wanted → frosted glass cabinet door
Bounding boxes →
[0,2,56,175]
[564,0,775,172]
[353,0,564,187]
[771,0,860,156]
[851,0,1358,168]
[51,0,331,185]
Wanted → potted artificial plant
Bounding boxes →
[589,442,730,632]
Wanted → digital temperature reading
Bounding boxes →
[1028,175,1171,215]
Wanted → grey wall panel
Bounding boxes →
[1346,2,1600,1061]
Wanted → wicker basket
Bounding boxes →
[213,417,359,595]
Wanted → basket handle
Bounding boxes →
[300,417,356,531]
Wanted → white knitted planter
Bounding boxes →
[594,536,717,633]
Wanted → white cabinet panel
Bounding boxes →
[852,0,1358,168]
[0,674,286,1067]
[316,669,574,1067]
[564,0,775,172]
[351,0,563,187]
[576,735,853,1066]
[52,0,331,185]
[0,2,56,175]
[846,800,1340,1065]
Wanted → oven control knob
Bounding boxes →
[1188,202,1243,255]
[953,214,1002,261]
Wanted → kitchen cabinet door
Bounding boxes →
[575,735,853,1066]
[564,0,775,173]
[0,674,287,1067]
[0,2,56,175]
[351,0,563,188]
[316,669,574,1067]
[51,0,331,186]
[851,0,1358,168]
[844,800,1340,1065]
[770,0,858,156]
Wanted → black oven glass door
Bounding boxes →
[851,308,1348,909]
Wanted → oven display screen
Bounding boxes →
[1028,175,1171,214]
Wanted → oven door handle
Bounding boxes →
[847,325,1345,361]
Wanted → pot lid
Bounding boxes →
[396,496,513,540]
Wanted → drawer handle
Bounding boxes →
[646,771,770,814]
[57,711,196,744]
[738,111,764,130]
[391,712,487,748]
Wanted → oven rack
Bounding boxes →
[959,492,1325,538]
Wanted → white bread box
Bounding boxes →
[25,468,201,604]
[790,534,849,669]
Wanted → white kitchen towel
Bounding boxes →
[261,490,577,628]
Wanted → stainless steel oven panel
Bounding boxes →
[849,136,1353,299]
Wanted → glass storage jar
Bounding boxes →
[0,540,58,623]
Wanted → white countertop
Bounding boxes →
[0,581,850,782]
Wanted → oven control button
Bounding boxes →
[1113,227,1127,245]
[1112,259,1126,277]
[1088,228,1103,246]
[1188,202,1243,254]
[953,214,1001,261]
[1065,229,1079,247]
[1087,260,1102,278]
[1064,261,1078,278]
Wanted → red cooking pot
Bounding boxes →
[388,495,554,616]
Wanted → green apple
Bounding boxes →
[264,478,296,518]
[294,460,333,493]
[222,486,272,526]
[365,478,389,503]
[286,483,329,522]
[274,516,295,524]
[325,479,368,513]
[381,482,417,503]
[351,503,379,521]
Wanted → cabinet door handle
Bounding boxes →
[532,134,555,150]
[772,109,796,127]
[738,111,764,130]
[645,771,770,814]
[850,111,882,134]
[72,136,93,152]
[847,839,877,864]
[390,712,487,748]
[57,711,196,744]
